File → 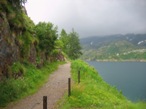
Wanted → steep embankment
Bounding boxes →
[58,60,146,109]
[0,1,38,79]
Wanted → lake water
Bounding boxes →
[87,61,146,102]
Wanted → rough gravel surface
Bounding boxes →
[3,63,71,109]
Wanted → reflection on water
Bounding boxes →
[87,61,146,102]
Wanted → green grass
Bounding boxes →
[0,61,64,107]
[58,60,146,109]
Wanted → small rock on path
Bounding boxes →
[3,63,71,109]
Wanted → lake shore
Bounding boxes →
[87,60,146,102]
[85,59,146,62]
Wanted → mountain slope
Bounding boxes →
[80,34,146,61]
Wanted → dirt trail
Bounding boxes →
[3,63,71,109]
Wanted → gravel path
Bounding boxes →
[3,63,71,109]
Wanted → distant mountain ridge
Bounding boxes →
[80,34,146,61]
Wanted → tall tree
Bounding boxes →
[60,29,70,54]
[67,30,82,59]
[59,29,82,59]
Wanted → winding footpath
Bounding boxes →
[3,63,71,109]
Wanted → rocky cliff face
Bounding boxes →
[0,8,18,78]
[0,1,65,80]
[0,1,36,79]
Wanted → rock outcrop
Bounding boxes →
[0,1,36,79]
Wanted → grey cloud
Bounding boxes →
[26,0,146,37]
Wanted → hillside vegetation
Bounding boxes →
[0,0,82,79]
[80,34,146,61]
[0,61,64,107]
[58,60,146,109]
[0,0,82,107]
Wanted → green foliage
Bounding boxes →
[55,39,63,49]
[59,29,82,60]
[8,0,27,6]
[0,79,26,106]
[17,31,37,59]
[10,62,25,78]
[34,22,58,59]
[22,13,35,32]
[60,29,69,52]
[1,1,28,30]
[67,30,82,59]
[0,61,61,107]
[58,60,146,109]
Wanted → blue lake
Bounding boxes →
[87,61,146,102]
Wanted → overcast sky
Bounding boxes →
[25,0,146,37]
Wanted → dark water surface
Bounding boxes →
[87,61,146,102]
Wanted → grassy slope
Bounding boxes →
[0,61,64,107]
[58,60,146,109]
